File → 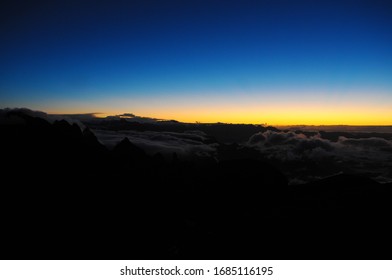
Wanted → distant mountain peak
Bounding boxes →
[113,137,146,159]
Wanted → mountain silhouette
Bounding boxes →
[113,137,146,159]
[1,110,391,259]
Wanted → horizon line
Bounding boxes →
[3,107,392,127]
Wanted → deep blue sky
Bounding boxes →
[1,0,392,124]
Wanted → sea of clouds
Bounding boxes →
[247,130,392,184]
[93,129,218,158]
[2,108,391,184]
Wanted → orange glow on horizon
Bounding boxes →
[51,105,392,126]
[41,92,392,126]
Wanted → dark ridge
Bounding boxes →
[112,137,147,166]
[85,119,277,143]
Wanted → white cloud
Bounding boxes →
[247,130,392,183]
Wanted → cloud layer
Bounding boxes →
[247,130,392,183]
[94,129,217,158]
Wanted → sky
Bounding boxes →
[1,0,392,125]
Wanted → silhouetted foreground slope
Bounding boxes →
[1,111,392,259]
